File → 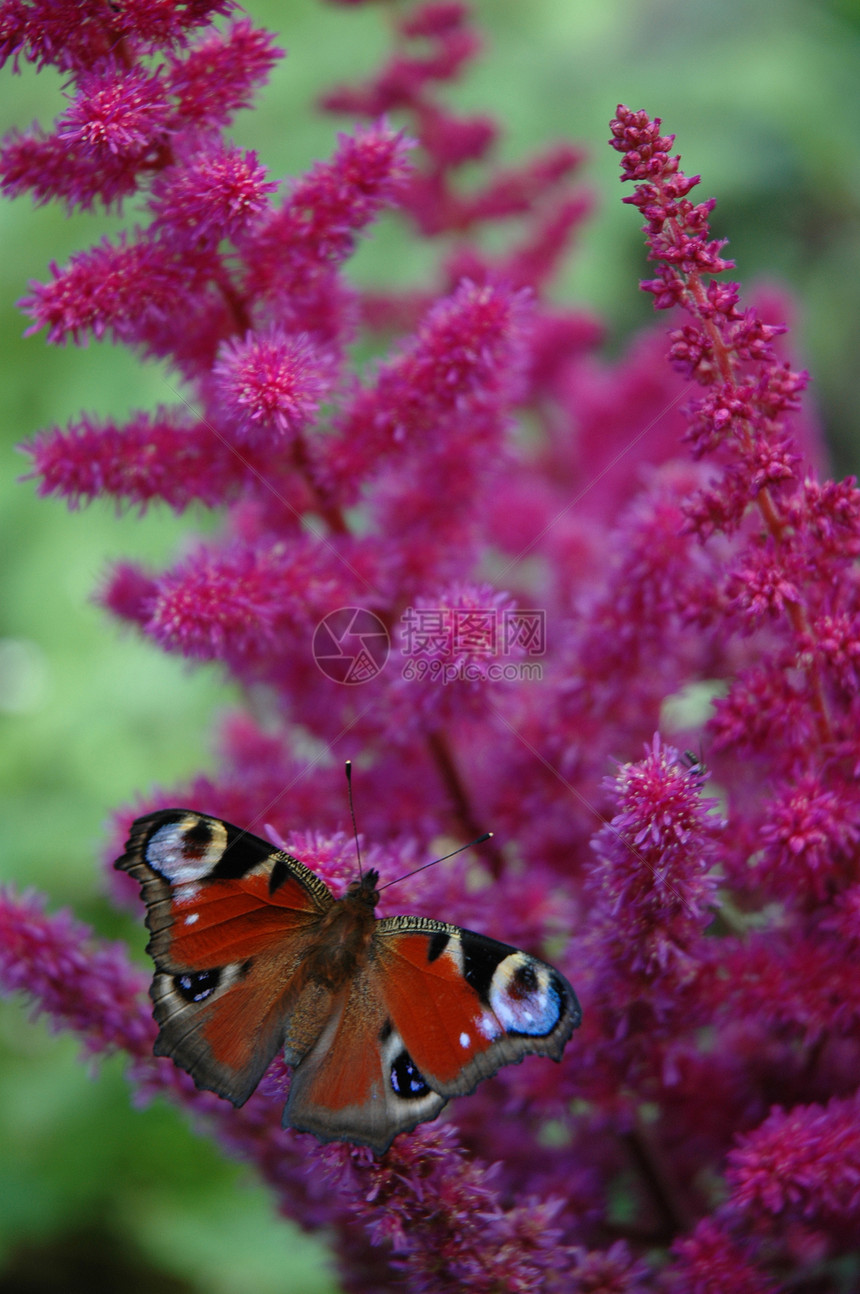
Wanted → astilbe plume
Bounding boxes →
[2,2,860,1290]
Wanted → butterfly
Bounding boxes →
[116,808,581,1154]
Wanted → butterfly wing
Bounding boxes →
[374,917,580,1098]
[282,916,580,1154]
[116,810,335,1104]
[283,972,447,1154]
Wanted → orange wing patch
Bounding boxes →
[168,874,324,968]
[376,932,500,1086]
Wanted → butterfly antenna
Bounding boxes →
[377,833,493,892]
[345,760,363,878]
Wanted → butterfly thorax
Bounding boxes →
[345,868,380,908]
[302,869,380,991]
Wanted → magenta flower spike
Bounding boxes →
[3,2,860,1289]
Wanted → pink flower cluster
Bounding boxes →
[3,3,860,1290]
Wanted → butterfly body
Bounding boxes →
[117,809,581,1154]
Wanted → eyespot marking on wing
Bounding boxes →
[488,953,564,1037]
[174,968,221,1003]
[389,1049,431,1100]
[146,816,228,884]
[377,1020,433,1102]
[167,956,252,1007]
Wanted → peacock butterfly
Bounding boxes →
[116,808,581,1154]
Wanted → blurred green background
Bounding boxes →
[2,1,859,1289]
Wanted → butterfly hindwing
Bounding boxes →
[117,810,335,1104]
[283,976,447,1154]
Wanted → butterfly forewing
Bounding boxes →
[374,919,581,1096]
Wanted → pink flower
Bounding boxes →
[667,1220,779,1293]
[0,887,153,1058]
[757,774,860,903]
[584,736,721,1050]
[58,66,170,158]
[727,1096,860,1252]
[213,328,333,444]
[24,409,248,511]
[150,142,278,248]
